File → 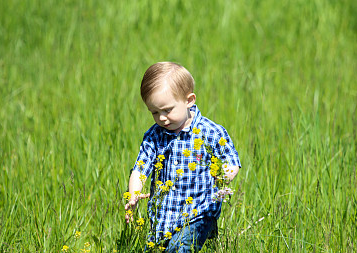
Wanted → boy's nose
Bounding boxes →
[159,114,167,121]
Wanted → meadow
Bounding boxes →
[0,0,356,252]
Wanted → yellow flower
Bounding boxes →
[62,245,69,252]
[160,185,170,192]
[139,173,147,181]
[155,162,163,170]
[183,149,191,157]
[84,242,90,248]
[165,180,173,187]
[174,227,181,232]
[136,218,145,226]
[147,241,155,248]
[75,230,81,239]
[210,163,219,172]
[219,137,227,146]
[157,154,165,162]
[210,170,218,177]
[159,246,166,251]
[123,192,131,200]
[192,127,201,134]
[156,180,163,186]
[134,190,141,196]
[192,209,198,217]
[164,232,172,239]
[188,162,197,171]
[211,156,218,163]
[182,212,189,217]
[193,138,204,150]
[126,210,133,216]
[186,196,193,205]
[176,169,184,177]
[136,160,145,167]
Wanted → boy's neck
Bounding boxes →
[174,110,195,134]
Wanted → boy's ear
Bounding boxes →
[186,93,196,108]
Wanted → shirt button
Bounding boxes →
[174,161,178,165]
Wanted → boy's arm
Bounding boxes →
[125,170,150,223]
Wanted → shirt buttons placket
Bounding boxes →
[174,161,178,165]
[177,135,181,140]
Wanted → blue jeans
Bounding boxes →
[164,217,218,253]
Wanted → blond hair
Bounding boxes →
[140,62,195,103]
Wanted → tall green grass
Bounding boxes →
[0,0,356,251]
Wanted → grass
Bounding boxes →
[0,0,356,252]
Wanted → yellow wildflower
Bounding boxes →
[157,155,165,162]
[183,149,191,157]
[139,173,147,182]
[210,163,219,172]
[147,242,155,248]
[174,227,181,232]
[188,162,197,171]
[126,210,133,216]
[194,138,204,150]
[219,137,227,146]
[84,242,90,248]
[165,180,173,187]
[159,246,166,251]
[123,192,131,200]
[155,162,163,170]
[186,196,193,205]
[164,232,172,239]
[192,127,201,134]
[75,230,81,239]
[156,180,163,186]
[211,156,218,163]
[176,169,184,177]
[182,212,189,217]
[61,245,69,252]
[134,190,141,196]
[136,160,145,167]
[160,185,170,192]
[192,209,198,216]
[136,218,145,226]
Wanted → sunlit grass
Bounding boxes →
[0,0,356,251]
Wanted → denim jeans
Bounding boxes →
[164,217,218,253]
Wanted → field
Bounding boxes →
[0,0,356,252]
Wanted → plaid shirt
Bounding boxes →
[132,105,241,239]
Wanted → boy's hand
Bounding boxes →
[124,193,150,223]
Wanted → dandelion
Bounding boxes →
[219,137,227,146]
[186,196,193,205]
[123,192,131,200]
[165,180,173,187]
[61,245,69,252]
[174,227,181,232]
[164,232,172,239]
[157,154,165,162]
[147,241,155,248]
[183,149,191,157]
[192,127,201,134]
[182,212,189,217]
[194,138,204,150]
[192,209,198,217]
[136,218,145,226]
[136,160,145,167]
[159,246,166,251]
[75,230,81,239]
[176,169,184,177]
[188,162,197,171]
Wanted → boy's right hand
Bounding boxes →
[124,193,150,223]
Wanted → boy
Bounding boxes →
[125,62,241,252]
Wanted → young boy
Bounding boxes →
[125,62,241,252]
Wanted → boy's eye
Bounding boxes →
[165,109,172,113]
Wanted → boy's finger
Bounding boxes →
[138,193,150,199]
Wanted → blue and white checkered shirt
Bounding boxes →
[132,105,241,239]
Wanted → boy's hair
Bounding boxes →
[141,62,195,103]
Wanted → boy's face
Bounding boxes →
[145,85,196,134]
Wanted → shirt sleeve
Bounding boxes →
[132,133,157,177]
[214,127,241,168]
